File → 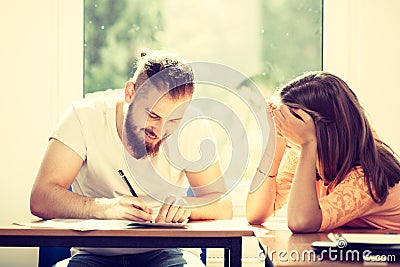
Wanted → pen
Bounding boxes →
[118,169,138,197]
[118,170,153,222]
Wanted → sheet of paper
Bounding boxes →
[14,219,188,231]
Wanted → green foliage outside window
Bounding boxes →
[84,0,164,93]
[257,0,322,93]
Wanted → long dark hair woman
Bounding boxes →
[246,71,400,233]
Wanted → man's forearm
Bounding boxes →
[30,183,103,219]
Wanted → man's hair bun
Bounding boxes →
[140,49,150,58]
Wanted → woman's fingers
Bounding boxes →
[272,105,316,147]
[289,107,313,122]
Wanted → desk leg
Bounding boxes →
[224,248,230,267]
[229,237,242,267]
[265,253,274,267]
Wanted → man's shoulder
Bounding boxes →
[84,88,124,100]
[71,89,123,114]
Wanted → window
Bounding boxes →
[84,0,322,183]
[84,0,322,94]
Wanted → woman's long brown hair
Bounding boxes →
[280,71,400,203]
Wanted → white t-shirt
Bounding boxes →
[52,89,217,256]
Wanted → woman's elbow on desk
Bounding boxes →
[246,208,273,225]
[245,199,274,225]
[287,215,321,233]
[246,217,266,225]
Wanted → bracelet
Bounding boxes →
[257,168,277,178]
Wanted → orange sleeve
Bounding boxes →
[275,149,299,211]
[318,168,375,232]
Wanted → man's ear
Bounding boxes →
[125,81,135,103]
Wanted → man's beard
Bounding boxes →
[127,128,163,159]
[144,133,162,158]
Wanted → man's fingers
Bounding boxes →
[121,196,153,221]
[155,195,175,222]
[155,204,169,223]
[124,196,148,212]
[178,209,191,223]
[169,197,190,223]
[123,207,153,222]
[170,207,185,223]
[155,195,191,223]
[165,205,179,222]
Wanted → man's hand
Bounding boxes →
[100,195,153,222]
[155,195,191,223]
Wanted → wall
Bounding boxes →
[0,1,57,266]
[0,1,399,266]
[324,0,400,153]
[0,1,82,266]
[359,1,400,153]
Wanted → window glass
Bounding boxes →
[84,0,322,94]
[84,0,322,181]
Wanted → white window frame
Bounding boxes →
[323,0,361,94]
[57,0,84,117]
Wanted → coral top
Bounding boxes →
[275,149,400,232]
